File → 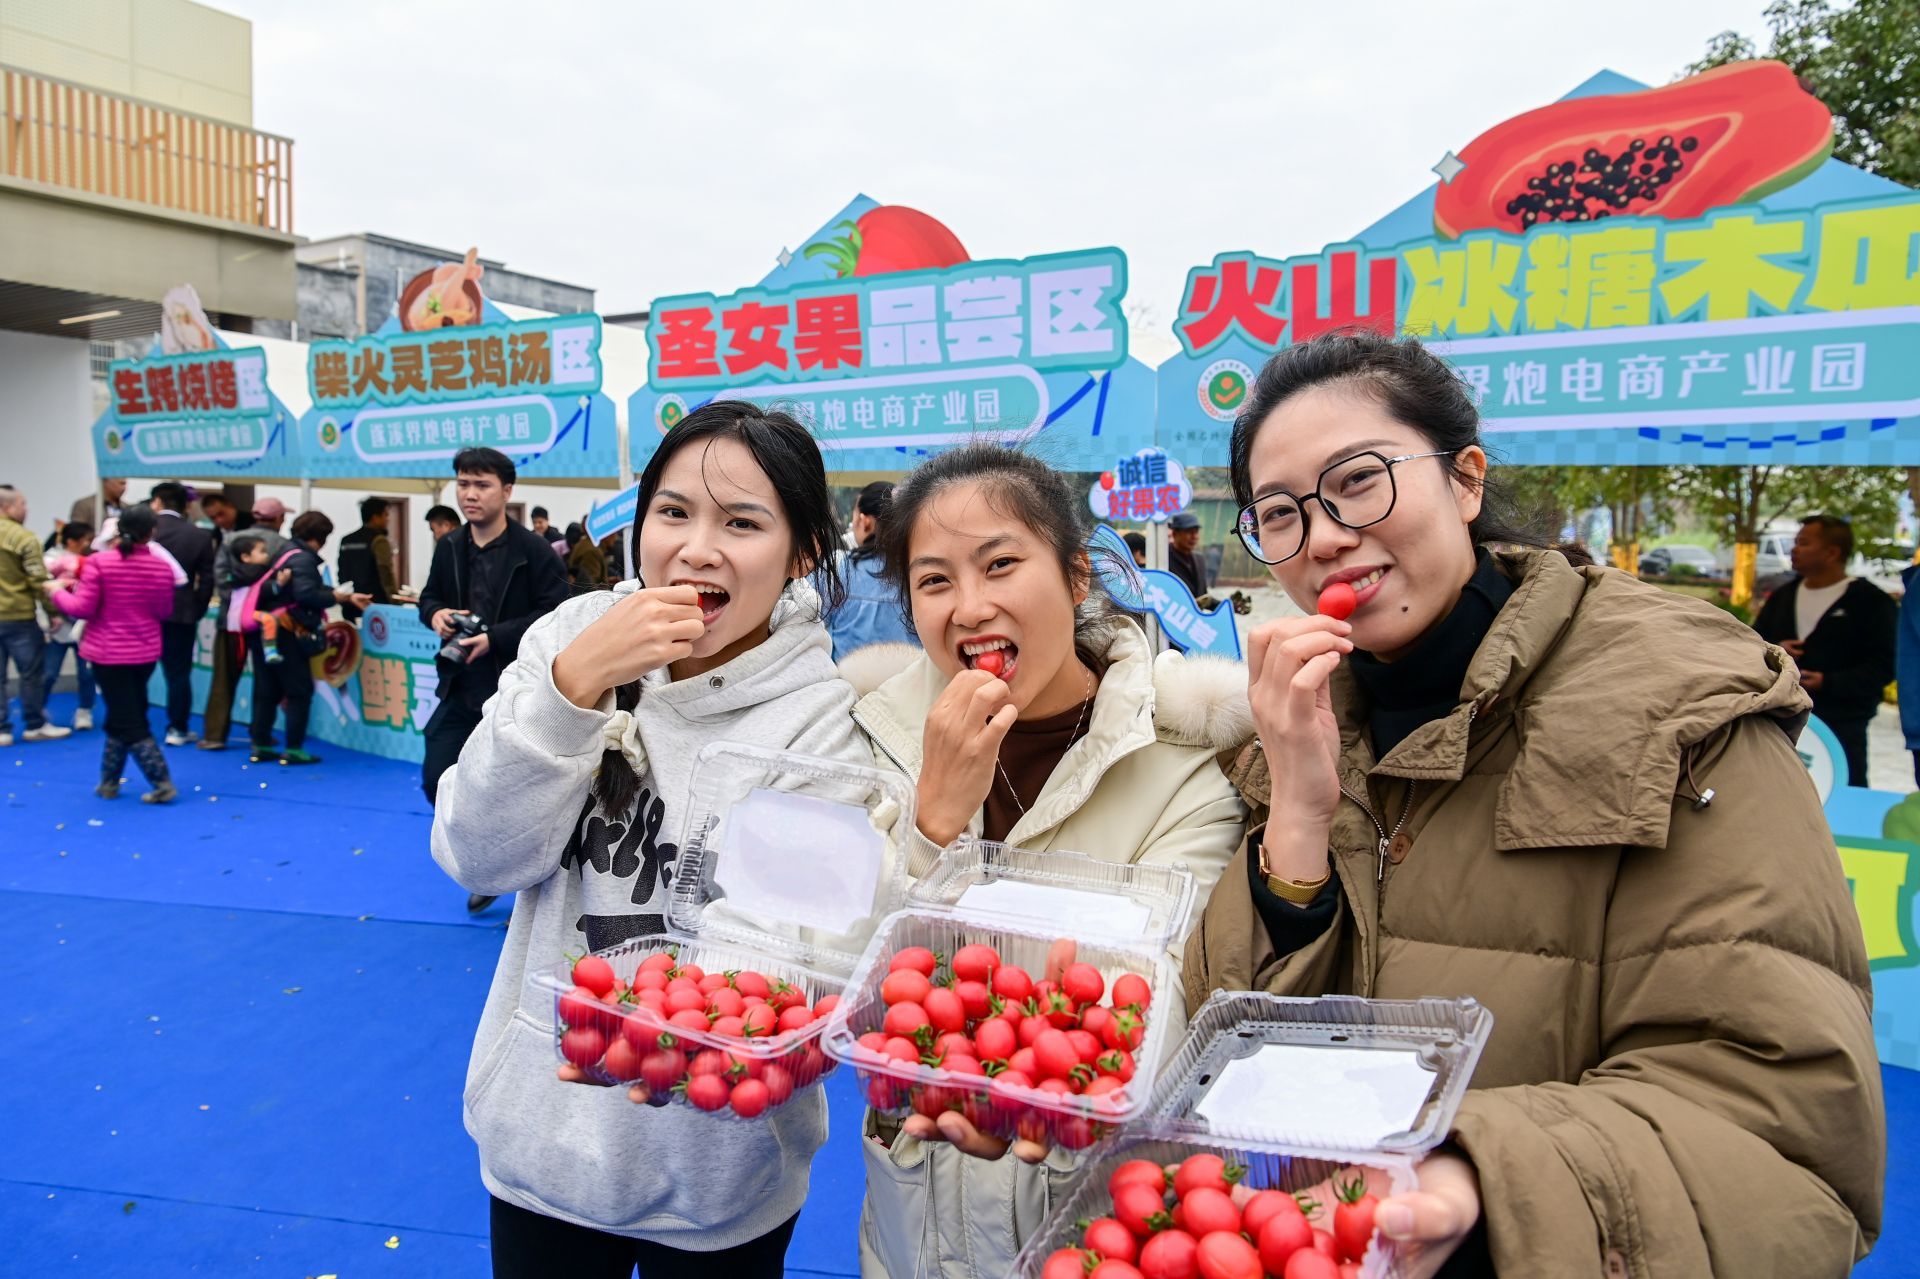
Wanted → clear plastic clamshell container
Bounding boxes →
[821,840,1194,1147]
[1012,990,1494,1278]
[531,742,915,1122]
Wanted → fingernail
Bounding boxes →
[1379,1203,1414,1238]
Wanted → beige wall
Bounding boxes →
[0,0,251,126]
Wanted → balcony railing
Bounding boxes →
[1,64,292,235]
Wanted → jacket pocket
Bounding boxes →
[859,1112,931,1278]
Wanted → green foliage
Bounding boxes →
[1684,0,1920,188]
[1883,792,1920,843]
[1669,464,1906,544]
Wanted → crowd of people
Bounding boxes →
[0,331,1896,1277]
[0,464,630,804]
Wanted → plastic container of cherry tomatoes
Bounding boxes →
[1012,990,1494,1278]
[821,841,1195,1148]
[530,741,916,1121]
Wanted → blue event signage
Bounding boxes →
[631,197,1158,474]
[1156,67,1920,467]
[93,339,301,479]
[586,482,639,543]
[1089,524,1240,659]
[297,273,619,481]
[1089,447,1192,524]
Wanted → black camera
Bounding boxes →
[438,611,488,663]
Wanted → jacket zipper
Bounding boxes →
[1342,703,1477,886]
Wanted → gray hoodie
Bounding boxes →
[431,579,866,1248]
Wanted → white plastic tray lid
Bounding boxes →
[907,839,1195,950]
[1142,991,1494,1156]
[669,741,917,977]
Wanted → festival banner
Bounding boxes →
[297,249,619,481]
[631,197,1158,474]
[92,284,302,479]
[1157,62,1920,467]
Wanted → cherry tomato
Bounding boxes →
[571,954,616,996]
[682,1073,729,1111]
[923,986,968,1035]
[1061,962,1105,1006]
[972,1016,1017,1063]
[1042,1248,1092,1279]
[760,1062,795,1106]
[951,943,1001,984]
[1332,1176,1379,1263]
[1283,1248,1340,1279]
[954,978,992,1021]
[1112,1180,1172,1237]
[1178,1188,1240,1239]
[1111,972,1152,1011]
[1239,1188,1304,1242]
[991,964,1034,1004]
[881,968,933,1007]
[729,1077,770,1118]
[1172,1154,1242,1200]
[1316,581,1357,620]
[732,969,771,1000]
[1137,1228,1199,1279]
[1108,1158,1170,1201]
[882,1002,930,1038]
[560,1025,606,1069]
[1193,1230,1261,1279]
[600,1036,645,1081]
[1082,1217,1137,1264]
[889,946,939,977]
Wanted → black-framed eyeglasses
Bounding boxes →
[1235,450,1457,565]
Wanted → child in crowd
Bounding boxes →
[225,533,288,663]
[43,521,98,729]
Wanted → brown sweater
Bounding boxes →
[982,695,1093,842]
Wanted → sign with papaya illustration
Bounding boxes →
[90,284,301,479]
[631,196,1158,475]
[1157,62,1920,467]
[296,247,620,481]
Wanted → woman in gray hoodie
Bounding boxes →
[432,403,867,1277]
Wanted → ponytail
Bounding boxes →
[591,680,642,814]
[114,505,157,557]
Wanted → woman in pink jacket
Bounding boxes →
[50,506,180,802]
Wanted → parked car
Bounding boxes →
[1639,544,1727,580]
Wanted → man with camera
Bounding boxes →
[418,448,569,912]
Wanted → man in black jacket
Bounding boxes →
[1753,514,1897,787]
[336,496,399,621]
[418,449,569,910]
[148,482,217,746]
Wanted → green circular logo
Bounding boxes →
[104,429,124,454]
[1200,360,1252,421]
[656,395,688,433]
[318,417,342,451]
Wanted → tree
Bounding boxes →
[1681,2,1920,599]
[1558,468,1679,572]
[1670,465,1906,598]
[1684,0,1920,188]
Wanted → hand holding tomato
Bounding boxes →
[552,585,705,707]
[1246,615,1352,883]
[914,668,1017,846]
[1293,1152,1480,1279]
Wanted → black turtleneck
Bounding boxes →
[1248,548,1516,958]
[1348,548,1515,760]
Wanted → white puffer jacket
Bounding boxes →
[845,619,1252,1279]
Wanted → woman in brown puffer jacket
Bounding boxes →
[1187,331,1883,1278]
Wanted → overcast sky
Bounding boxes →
[222,0,1774,345]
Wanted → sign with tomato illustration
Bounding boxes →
[630,196,1158,474]
[1156,62,1920,467]
[89,288,303,480]
[1089,447,1191,524]
[296,247,620,481]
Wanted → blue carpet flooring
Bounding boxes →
[1,691,1912,1276]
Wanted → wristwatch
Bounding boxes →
[1257,835,1331,905]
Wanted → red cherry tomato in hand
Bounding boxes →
[1316,581,1357,620]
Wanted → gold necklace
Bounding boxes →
[995,665,1094,822]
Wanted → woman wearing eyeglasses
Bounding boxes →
[1185,331,1883,1278]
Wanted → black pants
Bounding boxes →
[247,634,313,750]
[202,629,245,744]
[488,1197,797,1279]
[93,661,157,744]
[421,693,484,804]
[1827,715,1871,789]
[159,621,197,733]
